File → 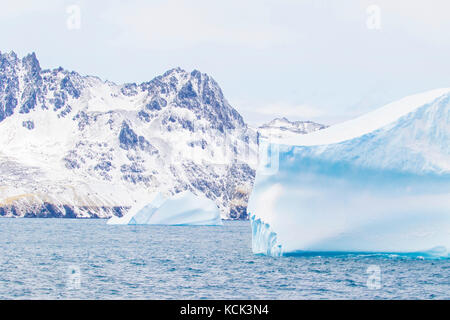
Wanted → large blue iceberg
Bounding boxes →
[107,191,222,226]
[248,88,450,258]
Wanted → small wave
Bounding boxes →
[284,251,449,260]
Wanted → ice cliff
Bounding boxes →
[248,88,450,258]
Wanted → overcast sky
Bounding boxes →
[1,0,450,125]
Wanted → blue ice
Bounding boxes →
[107,191,222,226]
[248,89,450,258]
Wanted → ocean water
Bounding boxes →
[0,219,448,300]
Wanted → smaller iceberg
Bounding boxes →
[107,191,222,226]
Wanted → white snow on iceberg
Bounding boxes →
[107,191,222,226]
[248,88,450,258]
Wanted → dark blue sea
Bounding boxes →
[0,219,448,299]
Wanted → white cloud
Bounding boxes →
[0,0,60,18]
[101,0,295,50]
[256,102,326,119]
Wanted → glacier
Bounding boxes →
[248,88,450,258]
[107,191,222,226]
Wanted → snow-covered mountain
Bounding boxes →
[0,51,258,219]
[258,117,327,140]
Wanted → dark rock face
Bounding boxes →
[22,52,41,80]
[138,110,151,122]
[119,122,139,150]
[0,51,84,122]
[0,203,129,218]
[146,98,165,111]
[178,81,198,99]
[229,205,248,220]
[22,120,35,130]
[61,75,81,99]
[19,53,42,114]
[119,121,159,154]
[121,83,138,96]
[0,52,20,121]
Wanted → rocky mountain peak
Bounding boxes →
[258,117,328,139]
[0,51,257,220]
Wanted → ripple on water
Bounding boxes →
[0,219,448,299]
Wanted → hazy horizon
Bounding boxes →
[2,0,450,126]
